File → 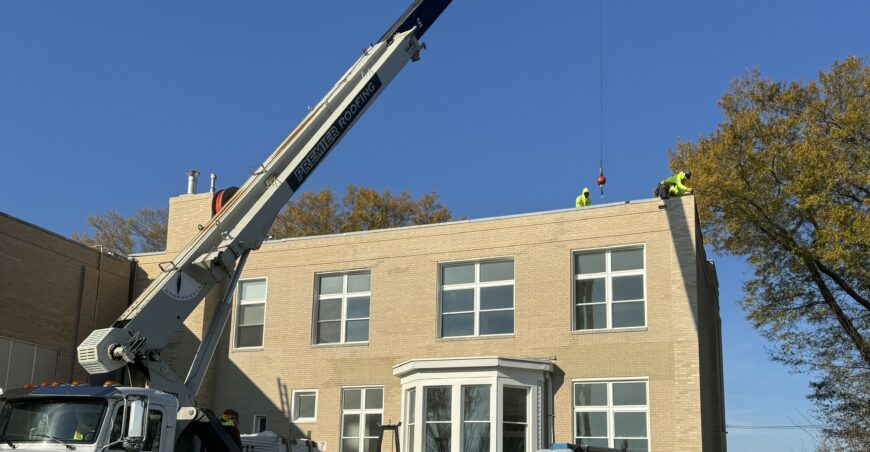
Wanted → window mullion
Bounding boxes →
[476,264,482,334]
[338,275,350,342]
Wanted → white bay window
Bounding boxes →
[395,357,550,452]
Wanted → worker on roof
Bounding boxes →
[656,171,693,199]
[576,187,592,208]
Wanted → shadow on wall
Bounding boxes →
[165,325,311,443]
[662,196,699,330]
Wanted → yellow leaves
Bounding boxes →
[268,184,455,239]
[669,56,869,281]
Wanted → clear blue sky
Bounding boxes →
[2,1,867,450]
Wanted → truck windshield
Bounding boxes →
[0,398,107,444]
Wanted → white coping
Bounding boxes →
[392,356,555,377]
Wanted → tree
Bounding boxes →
[72,208,168,255]
[669,56,869,447]
[74,185,455,254]
[269,184,455,238]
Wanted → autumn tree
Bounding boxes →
[72,208,169,255]
[670,56,869,447]
[269,184,455,238]
[75,185,455,254]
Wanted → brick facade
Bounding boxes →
[0,212,136,388]
[134,194,725,451]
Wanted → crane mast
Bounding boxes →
[75,0,452,443]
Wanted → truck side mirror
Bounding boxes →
[122,398,147,452]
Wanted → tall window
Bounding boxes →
[315,272,371,344]
[253,415,267,433]
[425,386,451,451]
[573,248,645,330]
[405,389,416,451]
[502,387,527,452]
[462,385,491,452]
[236,279,266,348]
[341,387,383,452]
[292,390,317,423]
[440,260,514,337]
[574,380,648,451]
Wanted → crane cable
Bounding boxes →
[597,0,607,201]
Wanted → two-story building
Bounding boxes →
[132,193,725,452]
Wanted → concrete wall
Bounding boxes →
[135,195,724,451]
[0,212,134,389]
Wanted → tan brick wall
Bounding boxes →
[135,195,723,451]
[0,212,133,385]
[134,192,223,409]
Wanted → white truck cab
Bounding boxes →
[0,384,177,452]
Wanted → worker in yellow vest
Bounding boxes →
[576,187,592,207]
[656,171,693,199]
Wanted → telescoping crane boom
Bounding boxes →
[0,1,452,451]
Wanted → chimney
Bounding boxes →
[187,170,200,194]
[210,173,217,193]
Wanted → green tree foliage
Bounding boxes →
[269,184,455,238]
[670,56,869,447]
[72,208,168,255]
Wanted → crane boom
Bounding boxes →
[77,0,452,416]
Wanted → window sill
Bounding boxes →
[291,419,317,424]
[437,333,515,342]
[311,341,370,349]
[231,346,264,353]
[571,327,647,335]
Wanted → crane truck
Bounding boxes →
[0,1,452,450]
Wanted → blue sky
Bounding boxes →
[2,1,867,450]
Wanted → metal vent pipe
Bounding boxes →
[187,170,200,194]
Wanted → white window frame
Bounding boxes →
[234,278,267,349]
[340,386,384,452]
[439,259,515,338]
[291,390,318,424]
[502,385,529,452]
[253,414,268,433]
[572,246,646,331]
[572,378,650,450]
[314,271,371,345]
[405,388,416,451]
[399,369,543,452]
[423,386,453,452]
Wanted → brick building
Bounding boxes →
[0,212,136,391]
[131,193,726,452]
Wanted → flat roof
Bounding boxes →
[262,197,661,245]
[130,197,665,257]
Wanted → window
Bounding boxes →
[405,389,416,451]
[502,387,527,452]
[462,385,491,452]
[396,358,548,452]
[573,247,645,330]
[292,390,317,423]
[341,387,383,452]
[440,260,514,337]
[1,399,106,444]
[425,386,451,451]
[253,415,267,433]
[0,337,58,391]
[315,272,371,344]
[236,279,266,348]
[573,380,648,451]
